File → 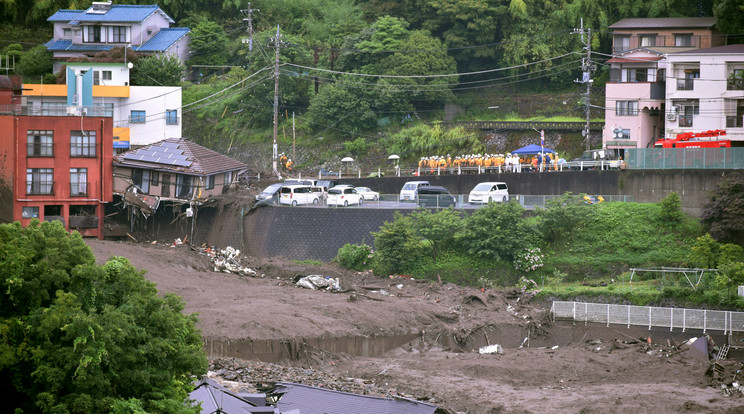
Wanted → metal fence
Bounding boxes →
[625,148,744,170]
[551,301,744,334]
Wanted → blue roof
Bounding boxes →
[134,28,189,52]
[45,39,115,52]
[47,5,174,25]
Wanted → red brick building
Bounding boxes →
[0,75,113,238]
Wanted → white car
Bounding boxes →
[279,185,320,206]
[468,182,509,204]
[399,181,430,201]
[327,187,362,207]
[356,187,380,201]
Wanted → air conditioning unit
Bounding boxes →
[67,106,78,116]
[667,113,676,121]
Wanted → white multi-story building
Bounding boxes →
[45,2,189,73]
[665,44,744,141]
[23,62,182,150]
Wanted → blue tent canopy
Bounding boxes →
[510,144,556,155]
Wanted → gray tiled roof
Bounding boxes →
[115,138,247,176]
[609,17,717,30]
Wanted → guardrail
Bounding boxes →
[551,301,744,334]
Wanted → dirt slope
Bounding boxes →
[84,239,743,414]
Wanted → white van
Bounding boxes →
[468,182,509,204]
[399,181,430,201]
[279,185,320,206]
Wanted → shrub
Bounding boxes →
[372,212,426,275]
[659,191,683,226]
[457,201,538,261]
[335,243,372,271]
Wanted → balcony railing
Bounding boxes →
[26,181,54,195]
[677,79,695,91]
[70,182,89,197]
[726,116,744,128]
[0,104,112,117]
[679,115,693,128]
[27,143,55,157]
[728,79,744,91]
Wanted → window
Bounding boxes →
[63,28,72,39]
[102,70,112,81]
[70,168,88,196]
[111,26,127,43]
[206,175,215,190]
[85,25,101,42]
[130,110,146,124]
[729,68,744,90]
[224,171,234,185]
[724,99,744,128]
[151,171,159,186]
[176,175,192,198]
[615,101,638,116]
[132,168,150,193]
[27,130,53,157]
[161,174,171,197]
[21,206,39,219]
[93,71,100,85]
[640,35,657,47]
[70,131,96,157]
[166,110,179,125]
[675,34,692,47]
[613,35,630,53]
[26,168,53,195]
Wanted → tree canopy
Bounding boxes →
[0,221,207,414]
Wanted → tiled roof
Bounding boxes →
[672,44,744,55]
[134,28,190,52]
[609,17,716,30]
[115,138,247,176]
[45,39,115,52]
[273,382,438,414]
[47,5,174,25]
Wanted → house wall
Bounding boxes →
[0,116,15,223]
[113,167,237,200]
[666,53,744,140]
[166,36,191,63]
[11,116,113,238]
[120,86,182,146]
[67,62,130,85]
[131,13,172,47]
[613,29,722,51]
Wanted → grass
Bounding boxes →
[293,259,324,266]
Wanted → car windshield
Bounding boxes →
[262,184,282,194]
[403,184,415,190]
[328,189,342,195]
[473,184,491,191]
[358,187,369,192]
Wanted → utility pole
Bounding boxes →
[240,4,258,51]
[271,26,284,175]
[574,18,594,151]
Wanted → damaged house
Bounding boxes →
[112,137,247,221]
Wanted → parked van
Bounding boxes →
[468,182,509,204]
[417,186,457,208]
[279,185,320,206]
[399,181,430,201]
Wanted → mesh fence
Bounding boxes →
[551,301,744,333]
[625,148,744,170]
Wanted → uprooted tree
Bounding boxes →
[0,220,207,414]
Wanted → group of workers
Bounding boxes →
[418,152,564,173]
[278,153,293,172]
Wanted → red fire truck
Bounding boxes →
[654,130,733,149]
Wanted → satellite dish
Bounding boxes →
[341,157,354,162]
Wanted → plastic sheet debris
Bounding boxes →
[479,344,503,355]
[296,275,341,292]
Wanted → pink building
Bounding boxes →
[603,17,725,153]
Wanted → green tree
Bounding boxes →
[130,54,184,86]
[688,233,720,269]
[186,17,229,67]
[702,172,744,244]
[0,221,207,414]
[714,0,744,43]
[659,191,683,226]
[538,192,596,242]
[457,201,538,261]
[410,208,463,261]
[306,79,378,133]
[16,44,53,78]
[372,212,426,275]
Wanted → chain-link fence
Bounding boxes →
[625,148,744,170]
[551,301,744,334]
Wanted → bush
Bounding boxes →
[335,243,372,271]
[456,201,538,261]
[372,212,426,275]
[659,191,683,226]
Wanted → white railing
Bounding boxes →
[551,301,744,334]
